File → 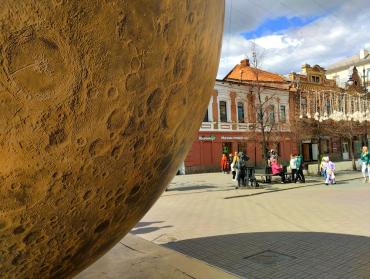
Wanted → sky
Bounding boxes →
[218,0,370,79]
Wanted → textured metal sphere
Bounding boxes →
[0,1,224,278]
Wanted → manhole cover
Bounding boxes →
[244,250,296,265]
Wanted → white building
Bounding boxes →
[326,49,370,90]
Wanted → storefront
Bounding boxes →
[301,136,362,162]
[301,139,318,162]
[185,131,295,173]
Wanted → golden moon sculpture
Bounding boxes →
[0,0,224,278]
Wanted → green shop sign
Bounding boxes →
[199,135,216,141]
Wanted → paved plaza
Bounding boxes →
[132,171,370,279]
[78,171,370,278]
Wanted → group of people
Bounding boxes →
[221,151,250,188]
[222,149,306,186]
[288,154,305,183]
[221,145,370,186]
[270,151,305,184]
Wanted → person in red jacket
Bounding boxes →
[221,154,229,174]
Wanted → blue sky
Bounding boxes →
[218,0,370,78]
[242,15,323,40]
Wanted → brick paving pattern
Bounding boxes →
[132,171,370,279]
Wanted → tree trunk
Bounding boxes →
[316,122,321,176]
[261,126,268,167]
[349,137,357,170]
[317,137,321,175]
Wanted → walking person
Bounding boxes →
[295,153,305,183]
[231,151,239,181]
[290,154,297,182]
[228,153,233,174]
[360,146,370,183]
[320,156,328,181]
[235,152,249,189]
[324,157,336,185]
[220,154,228,174]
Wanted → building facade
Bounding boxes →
[290,64,366,163]
[184,59,369,174]
[185,59,297,173]
[326,49,370,91]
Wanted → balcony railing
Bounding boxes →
[199,121,290,132]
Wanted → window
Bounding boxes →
[325,99,331,115]
[301,97,307,116]
[203,109,209,122]
[279,105,286,122]
[219,101,228,122]
[237,102,245,123]
[268,105,275,125]
[311,75,320,83]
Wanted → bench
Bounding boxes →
[255,173,292,184]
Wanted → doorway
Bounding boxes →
[302,143,311,161]
[342,142,349,160]
[312,143,319,161]
[222,142,232,155]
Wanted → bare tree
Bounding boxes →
[248,42,282,167]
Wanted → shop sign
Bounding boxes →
[199,135,216,141]
[221,136,249,140]
[302,139,311,143]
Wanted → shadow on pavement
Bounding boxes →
[131,225,173,235]
[164,232,370,279]
[135,221,164,228]
[225,179,355,199]
[167,185,217,191]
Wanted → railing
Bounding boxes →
[200,122,212,130]
[219,123,232,130]
[237,123,248,131]
[199,121,290,132]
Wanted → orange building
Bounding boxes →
[185,59,297,173]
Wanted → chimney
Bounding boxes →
[240,59,250,67]
[360,49,368,59]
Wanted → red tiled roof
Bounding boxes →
[224,59,286,83]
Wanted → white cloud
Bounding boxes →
[218,0,370,79]
[254,35,302,49]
